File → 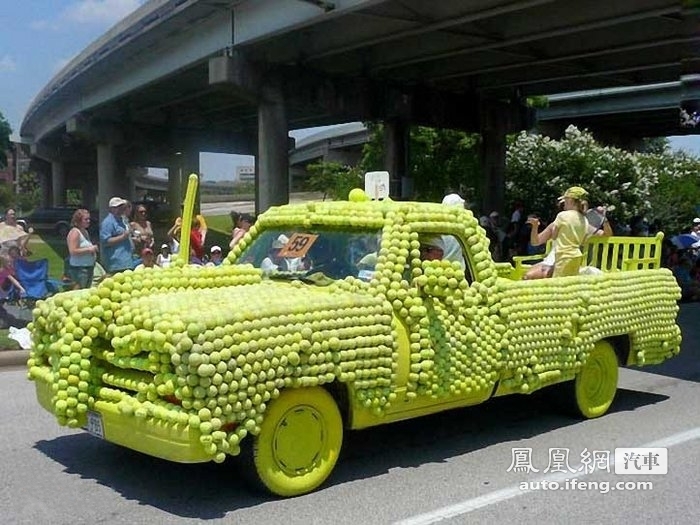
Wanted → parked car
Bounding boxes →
[21,207,99,238]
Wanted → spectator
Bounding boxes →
[673,257,700,301]
[206,245,223,266]
[0,208,33,256]
[229,212,255,249]
[690,218,700,241]
[135,248,158,270]
[66,209,98,289]
[190,217,206,263]
[480,214,502,261]
[509,201,525,228]
[0,254,25,300]
[100,197,134,274]
[130,204,155,254]
[156,243,172,268]
[167,217,182,255]
[527,186,589,278]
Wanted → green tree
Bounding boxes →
[0,110,11,169]
[17,171,42,212]
[638,137,669,155]
[306,161,363,200]
[358,123,481,202]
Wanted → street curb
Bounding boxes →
[0,350,29,368]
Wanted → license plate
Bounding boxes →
[85,411,104,439]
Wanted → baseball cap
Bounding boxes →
[441,193,465,207]
[210,245,222,253]
[693,217,700,224]
[271,234,289,249]
[489,211,499,218]
[141,247,153,256]
[161,243,169,249]
[558,186,588,202]
[108,197,127,208]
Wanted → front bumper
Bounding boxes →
[34,377,211,464]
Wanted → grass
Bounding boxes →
[0,331,21,350]
[28,234,67,281]
[0,214,234,349]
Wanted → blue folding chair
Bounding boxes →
[14,258,62,302]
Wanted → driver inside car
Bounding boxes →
[260,234,305,273]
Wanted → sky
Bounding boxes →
[1,0,699,181]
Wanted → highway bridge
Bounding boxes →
[20,0,698,215]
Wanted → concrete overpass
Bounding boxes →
[537,77,700,147]
[20,0,699,215]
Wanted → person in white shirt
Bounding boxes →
[690,218,700,240]
[261,234,304,273]
[156,243,172,268]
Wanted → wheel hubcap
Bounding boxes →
[272,405,325,475]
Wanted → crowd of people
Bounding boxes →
[663,217,700,301]
[0,208,37,300]
[4,190,700,300]
[59,197,259,290]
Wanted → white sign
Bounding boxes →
[364,171,390,200]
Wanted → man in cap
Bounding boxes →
[135,247,157,270]
[207,245,223,266]
[261,234,293,273]
[100,197,134,273]
[690,217,700,241]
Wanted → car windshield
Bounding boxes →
[237,228,381,281]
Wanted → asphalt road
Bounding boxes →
[2,303,699,525]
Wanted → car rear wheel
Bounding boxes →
[253,387,343,497]
[574,340,619,418]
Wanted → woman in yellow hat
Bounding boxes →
[526,186,589,277]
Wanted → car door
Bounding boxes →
[406,232,496,405]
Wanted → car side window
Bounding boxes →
[414,232,474,284]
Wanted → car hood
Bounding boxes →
[105,270,389,357]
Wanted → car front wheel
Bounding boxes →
[253,387,343,497]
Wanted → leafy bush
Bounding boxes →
[506,126,700,231]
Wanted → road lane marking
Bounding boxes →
[394,426,700,525]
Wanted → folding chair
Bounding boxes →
[14,258,62,302]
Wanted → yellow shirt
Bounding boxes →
[553,209,588,259]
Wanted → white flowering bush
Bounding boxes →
[506,126,700,229]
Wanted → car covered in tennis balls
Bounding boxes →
[27,189,681,497]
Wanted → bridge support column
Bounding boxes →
[168,159,183,220]
[384,119,411,199]
[479,102,508,216]
[51,160,66,206]
[97,143,121,220]
[257,82,288,214]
